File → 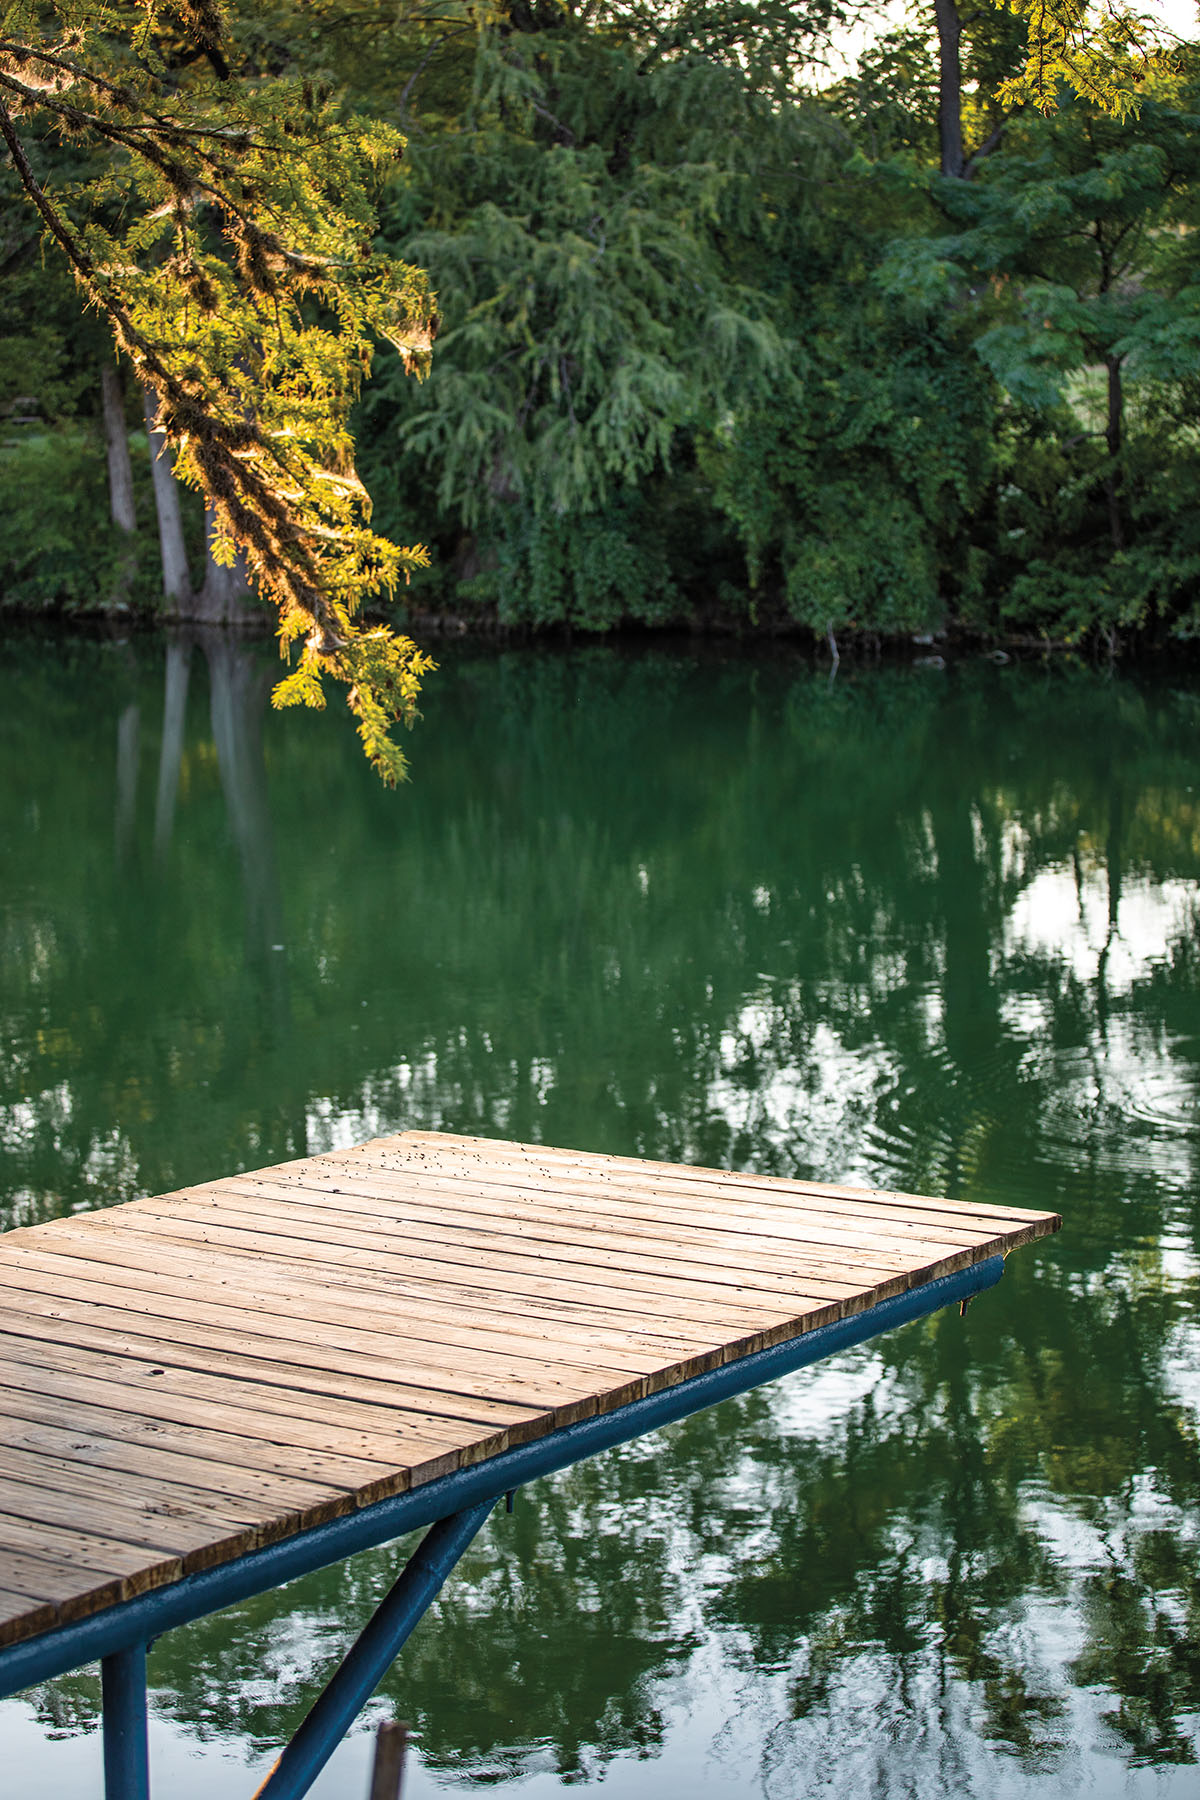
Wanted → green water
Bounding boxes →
[3,629,1200,1798]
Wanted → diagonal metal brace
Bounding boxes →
[251,1497,496,1800]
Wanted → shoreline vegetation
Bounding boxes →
[8,605,1200,677]
[2,523,1198,665]
[3,4,1200,680]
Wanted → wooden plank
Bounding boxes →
[0,1280,849,1439]
[112,1177,999,1279]
[0,1373,417,1495]
[0,1521,184,1648]
[50,1190,896,1297]
[0,1279,677,1415]
[0,1346,521,1475]
[0,1558,140,1648]
[0,1235,756,1362]
[0,1241,719,1375]
[0,1244,674,1387]
[63,1198,966,1307]
[0,1591,56,1645]
[17,1207,889,1321]
[0,1513,182,1592]
[0,1325,537,1450]
[0,1268,812,1424]
[395,1131,1064,1239]
[117,1195,890,1332]
[284,1151,1025,1248]
[5,1224,798,1336]
[227,1154,998,1250]
[0,1546,133,1607]
[214,1170,999,1273]
[0,1435,345,1531]
[0,1534,193,1647]
[0,1303,552,1438]
[11,1225,809,1339]
[0,1468,286,1566]
[0,1396,505,1523]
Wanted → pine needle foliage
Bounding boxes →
[924,71,1200,638]
[1002,0,1170,119]
[355,0,844,623]
[0,0,435,781]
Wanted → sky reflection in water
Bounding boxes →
[2,632,1199,1796]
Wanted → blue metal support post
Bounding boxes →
[251,1498,496,1800]
[101,1641,150,1800]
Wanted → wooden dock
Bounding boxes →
[0,1131,1060,1653]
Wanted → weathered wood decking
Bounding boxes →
[0,1131,1060,1651]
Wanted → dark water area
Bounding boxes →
[3,628,1200,1797]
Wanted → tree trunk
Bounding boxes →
[933,0,966,179]
[1104,353,1125,551]
[142,387,193,611]
[195,504,256,623]
[100,363,136,534]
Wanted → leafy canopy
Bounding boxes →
[1002,0,1177,119]
[0,0,435,781]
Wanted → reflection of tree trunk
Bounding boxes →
[204,632,288,1024]
[115,702,140,863]
[510,1056,537,1144]
[286,1101,308,1164]
[1106,784,1123,936]
[1096,780,1123,1031]
[154,635,192,864]
[937,799,1000,1062]
[931,790,1010,1193]
[142,387,193,612]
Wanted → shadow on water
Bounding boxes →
[3,633,1200,1793]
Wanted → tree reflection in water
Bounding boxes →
[2,635,1200,1794]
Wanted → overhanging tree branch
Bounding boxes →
[0,3,438,783]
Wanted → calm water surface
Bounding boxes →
[2,630,1200,1798]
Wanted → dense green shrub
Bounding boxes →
[0,432,134,611]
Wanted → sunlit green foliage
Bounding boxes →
[0,0,436,779]
[1001,0,1173,117]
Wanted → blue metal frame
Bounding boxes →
[0,1255,1003,1799]
[251,1501,496,1800]
[100,1643,150,1800]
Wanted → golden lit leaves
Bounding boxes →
[1001,0,1172,118]
[0,1,437,781]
